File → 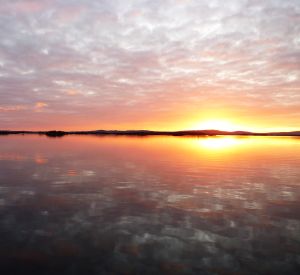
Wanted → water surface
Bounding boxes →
[0,135,300,274]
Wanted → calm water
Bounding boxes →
[0,135,300,274]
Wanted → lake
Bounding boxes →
[0,135,299,274]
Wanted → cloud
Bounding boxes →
[65,89,81,96]
[34,102,48,112]
[1,0,51,14]
[0,0,299,130]
[0,105,27,112]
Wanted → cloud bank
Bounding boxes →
[0,0,299,130]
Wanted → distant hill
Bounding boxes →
[1,129,300,137]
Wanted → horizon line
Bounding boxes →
[1,129,300,137]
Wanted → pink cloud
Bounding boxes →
[6,0,51,14]
[0,105,27,112]
[54,5,87,24]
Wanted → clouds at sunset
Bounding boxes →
[0,0,299,130]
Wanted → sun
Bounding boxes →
[195,120,239,131]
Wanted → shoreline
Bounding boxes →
[1,130,300,137]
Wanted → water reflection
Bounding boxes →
[0,135,299,274]
[197,136,243,150]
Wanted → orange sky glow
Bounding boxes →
[0,0,299,132]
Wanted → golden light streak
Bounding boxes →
[198,137,242,150]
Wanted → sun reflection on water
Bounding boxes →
[198,136,242,150]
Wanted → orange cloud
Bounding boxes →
[65,89,80,96]
[34,102,48,112]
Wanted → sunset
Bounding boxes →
[0,1,300,274]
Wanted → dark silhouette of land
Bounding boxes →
[0,129,300,137]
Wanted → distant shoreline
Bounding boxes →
[1,130,300,137]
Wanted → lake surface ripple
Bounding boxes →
[0,135,299,274]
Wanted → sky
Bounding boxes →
[0,0,299,131]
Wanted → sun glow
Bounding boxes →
[194,120,240,131]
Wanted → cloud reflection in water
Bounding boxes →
[0,135,299,274]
